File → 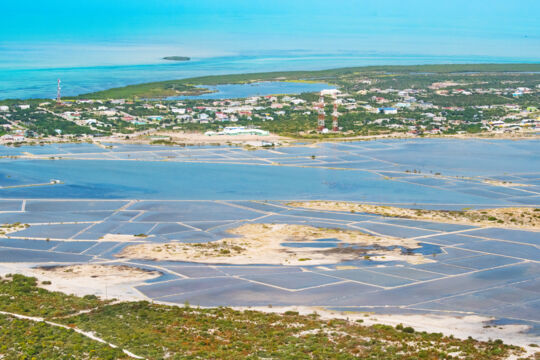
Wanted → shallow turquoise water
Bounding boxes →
[1,53,535,100]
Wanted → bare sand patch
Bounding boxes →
[0,263,160,301]
[335,265,359,270]
[483,179,532,188]
[99,131,290,147]
[29,264,161,301]
[288,201,540,230]
[99,234,150,242]
[34,264,160,283]
[116,223,433,266]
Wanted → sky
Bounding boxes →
[1,0,539,67]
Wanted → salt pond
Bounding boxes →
[167,81,335,100]
[0,138,539,337]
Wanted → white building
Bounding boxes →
[171,108,186,114]
[320,89,341,97]
[379,107,398,115]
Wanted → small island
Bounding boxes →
[163,56,190,61]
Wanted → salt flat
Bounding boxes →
[0,139,538,339]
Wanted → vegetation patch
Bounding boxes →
[0,222,29,236]
[0,274,530,360]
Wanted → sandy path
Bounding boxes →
[0,310,144,359]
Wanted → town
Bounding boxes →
[0,68,539,145]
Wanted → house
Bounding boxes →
[215,112,229,121]
[320,89,341,97]
[0,106,9,112]
[379,107,398,115]
[504,104,521,111]
[18,105,30,110]
[99,110,117,116]
[221,126,269,136]
[395,102,411,108]
[490,120,505,128]
[131,120,147,125]
[176,114,192,122]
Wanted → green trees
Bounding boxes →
[0,274,525,359]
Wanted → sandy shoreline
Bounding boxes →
[2,130,538,149]
[288,201,540,230]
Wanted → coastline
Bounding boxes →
[1,130,538,149]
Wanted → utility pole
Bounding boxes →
[317,95,325,131]
[56,79,61,104]
[332,100,339,131]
